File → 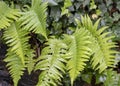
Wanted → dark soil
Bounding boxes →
[0,42,12,86]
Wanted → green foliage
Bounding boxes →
[25,50,36,74]
[104,69,120,86]
[0,1,20,29]
[89,0,97,10]
[35,38,68,86]
[3,22,35,85]
[0,0,47,85]
[64,28,91,85]
[4,49,25,86]
[0,0,119,86]
[4,23,30,64]
[19,0,47,38]
[61,0,72,16]
[79,15,117,73]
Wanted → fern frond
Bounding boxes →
[80,15,117,73]
[64,28,92,85]
[0,1,20,29]
[4,23,30,65]
[25,49,36,74]
[34,38,68,86]
[4,49,25,86]
[4,22,35,85]
[19,0,47,38]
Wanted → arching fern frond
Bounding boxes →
[4,49,25,86]
[34,38,68,86]
[19,0,47,38]
[79,15,117,73]
[4,23,30,65]
[0,1,20,29]
[64,28,92,85]
[4,22,35,85]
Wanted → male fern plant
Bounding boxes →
[0,0,117,86]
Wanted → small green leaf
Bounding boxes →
[96,9,102,16]
[61,0,72,15]
[90,0,97,10]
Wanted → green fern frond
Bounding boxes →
[4,22,35,85]
[4,23,30,65]
[25,49,36,74]
[35,38,68,86]
[64,28,92,85]
[0,1,20,29]
[4,49,25,86]
[80,15,117,73]
[19,0,47,38]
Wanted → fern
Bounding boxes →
[4,23,30,65]
[34,38,68,86]
[0,1,117,86]
[3,22,35,85]
[19,0,47,38]
[79,15,117,73]
[64,28,92,85]
[0,1,20,29]
[4,49,25,86]
[1,1,47,85]
[3,22,36,85]
[25,49,36,74]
